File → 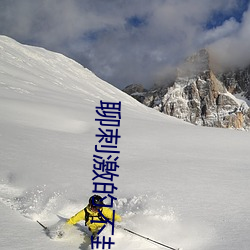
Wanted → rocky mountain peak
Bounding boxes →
[123,49,250,130]
[177,49,210,78]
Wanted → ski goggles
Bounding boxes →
[90,204,102,212]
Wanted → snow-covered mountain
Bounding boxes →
[123,49,250,130]
[0,36,250,250]
[217,65,250,100]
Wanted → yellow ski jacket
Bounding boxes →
[67,205,122,233]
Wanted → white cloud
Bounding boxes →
[209,5,250,68]
[200,18,240,45]
[0,0,249,88]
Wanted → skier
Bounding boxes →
[66,195,122,238]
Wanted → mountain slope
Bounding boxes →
[0,36,250,250]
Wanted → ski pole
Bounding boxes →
[120,226,181,250]
[37,220,48,231]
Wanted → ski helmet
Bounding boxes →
[89,195,104,207]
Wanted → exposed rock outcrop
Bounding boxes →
[123,49,250,130]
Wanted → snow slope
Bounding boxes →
[0,36,250,250]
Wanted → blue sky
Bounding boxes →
[0,0,249,89]
[206,0,249,28]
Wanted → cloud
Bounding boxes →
[0,0,249,88]
[209,4,250,69]
[200,18,240,45]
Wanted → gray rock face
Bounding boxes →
[123,84,147,103]
[123,49,250,130]
[218,66,250,99]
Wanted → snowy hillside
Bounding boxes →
[0,36,250,250]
